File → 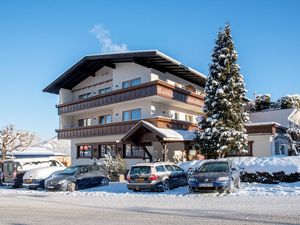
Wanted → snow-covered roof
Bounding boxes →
[121,120,196,142]
[249,108,300,128]
[244,122,282,127]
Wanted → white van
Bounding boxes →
[2,158,65,188]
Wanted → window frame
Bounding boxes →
[77,145,93,159]
[122,77,141,89]
[122,108,141,121]
[99,114,112,124]
[99,87,112,95]
[78,92,91,100]
[124,144,145,159]
[78,118,92,127]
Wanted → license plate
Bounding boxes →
[47,186,54,189]
[135,178,144,182]
[25,179,32,184]
[199,183,213,187]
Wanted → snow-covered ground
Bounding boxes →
[1,181,300,198]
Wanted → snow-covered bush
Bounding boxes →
[104,154,127,176]
[196,24,248,158]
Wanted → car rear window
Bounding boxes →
[130,166,151,175]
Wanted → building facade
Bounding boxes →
[244,108,300,157]
[44,50,206,167]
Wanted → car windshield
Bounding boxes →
[130,166,151,176]
[198,162,229,173]
[59,167,79,175]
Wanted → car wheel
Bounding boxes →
[67,182,77,192]
[101,177,109,186]
[162,180,170,192]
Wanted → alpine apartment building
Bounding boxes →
[44,50,206,167]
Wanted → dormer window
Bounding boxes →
[122,77,141,88]
[99,87,112,94]
[78,92,91,100]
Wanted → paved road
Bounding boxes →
[0,193,299,225]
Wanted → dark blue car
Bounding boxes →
[45,164,109,192]
[188,160,240,193]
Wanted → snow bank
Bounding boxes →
[231,156,300,175]
[179,156,300,175]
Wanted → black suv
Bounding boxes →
[45,164,109,192]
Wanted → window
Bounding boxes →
[78,92,91,100]
[275,142,280,155]
[173,112,179,120]
[78,118,92,127]
[155,165,166,173]
[125,144,144,158]
[122,108,141,121]
[99,87,112,94]
[165,165,174,172]
[185,114,193,123]
[100,144,116,157]
[77,145,92,158]
[99,115,112,124]
[122,77,141,88]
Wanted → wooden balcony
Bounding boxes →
[57,80,204,115]
[57,117,198,139]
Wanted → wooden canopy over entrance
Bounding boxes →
[121,120,196,162]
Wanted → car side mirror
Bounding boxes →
[231,168,237,172]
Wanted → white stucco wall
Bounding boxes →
[112,63,151,90]
[151,101,200,123]
[150,69,204,94]
[71,67,113,101]
[59,88,73,104]
[248,134,274,157]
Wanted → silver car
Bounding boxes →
[127,162,187,192]
[188,160,240,193]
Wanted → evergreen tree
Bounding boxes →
[255,94,271,111]
[196,24,249,158]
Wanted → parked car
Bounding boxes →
[23,160,65,190]
[127,162,187,192]
[45,164,109,192]
[2,158,64,188]
[188,160,240,193]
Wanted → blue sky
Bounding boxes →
[0,0,299,139]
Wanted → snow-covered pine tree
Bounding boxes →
[196,24,249,158]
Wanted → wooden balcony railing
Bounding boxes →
[57,80,204,115]
[56,117,198,139]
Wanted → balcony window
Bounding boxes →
[122,77,141,88]
[77,145,92,158]
[99,87,112,94]
[122,108,141,121]
[172,112,179,120]
[125,144,145,158]
[99,114,112,124]
[185,114,193,123]
[78,118,92,127]
[78,92,91,100]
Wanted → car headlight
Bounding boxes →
[188,177,196,182]
[58,180,68,185]
[217,176,230,182]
